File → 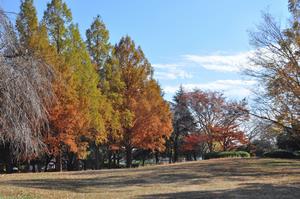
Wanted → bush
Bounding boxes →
[294,150,300,157]
[203,151,250,160]
[263,150,296,159]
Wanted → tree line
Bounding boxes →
[0,0,173,172]
[0,0,299,173]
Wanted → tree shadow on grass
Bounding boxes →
[138,183,300,199]
[1,159,299,194]
[0,172,208,193]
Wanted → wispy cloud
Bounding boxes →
[155,69,192,80]
[183,51,254,72]
[153,50,257,79]
[153,63,192,80]
[152,63,184,69]
[163,79,256,98]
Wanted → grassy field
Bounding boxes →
[0,158,299,199]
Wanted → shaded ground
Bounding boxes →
[0,158,299,198]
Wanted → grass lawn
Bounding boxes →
[0,158,299,199]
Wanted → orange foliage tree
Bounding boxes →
[113,36,173,167]
[183,89,249,152]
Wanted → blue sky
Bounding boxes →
[2,0,289,101]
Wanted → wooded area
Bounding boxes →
[0,0,299,174]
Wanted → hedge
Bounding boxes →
[203,151,250,160]
[263,150,296,159]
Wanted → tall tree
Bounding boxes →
[64,24,108,169]
[170,86,195,162]
[42,0,90,171]
[86,16,123,169]
[132,80,173,153]
[184,90,249,152]
[43,0,72,54]
[0,9,54,171]
[113,36,172,167]
[86,15,110,75]
[16,0,38,50]
[247,0,300,147]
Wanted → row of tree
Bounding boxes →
[0,0,172,172]
[0,0,299,172]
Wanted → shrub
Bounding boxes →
[294,150,300,156]
[131,160,140,168]
[263,150,296,159]
[203,151,250,160]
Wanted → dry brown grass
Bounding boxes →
[0,158,299,199]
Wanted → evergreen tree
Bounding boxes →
[171,86,195,162]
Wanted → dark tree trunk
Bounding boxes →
[31,160,36,172]
[56,149,63,172]
[108,149,112,169]
[168,145,173,164]
[193,152,197,161]
[44,155,52,172]
[83,160,87,170]
[117,151,120,168]
[26,160,31,172]
[125,146,132,168]
[5,161,13,174]
[95,144,100,170]
[142,154,145,166]
[173,134,179,162]
[1,144,13,173]
[113,153,116,168]
[67,153,78,171]
[155,151,159,164]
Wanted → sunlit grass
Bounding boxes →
[0,158,299,199]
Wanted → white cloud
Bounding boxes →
[155,68,192,80]
[153,62,192,80]
[163,79,256,98]
[153,50,259,77]
[183,51,255,72]
[152,63,184,69]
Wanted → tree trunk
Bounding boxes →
[56,149,63,172]
[83,160,87,170]
[95,144,100,170]
[5,152,13,173]
[113,153,116,168]
[142,155,145,166]
[3,144,13,174]
[193,152,197,161]
[125,146,132,168]
[31,160,36,172]
[155,151,159,164]
[173,135,179,163]
[5,161,13,174]
[108,149,112,169]
[117,151,120,168]
[44,155,52,172]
